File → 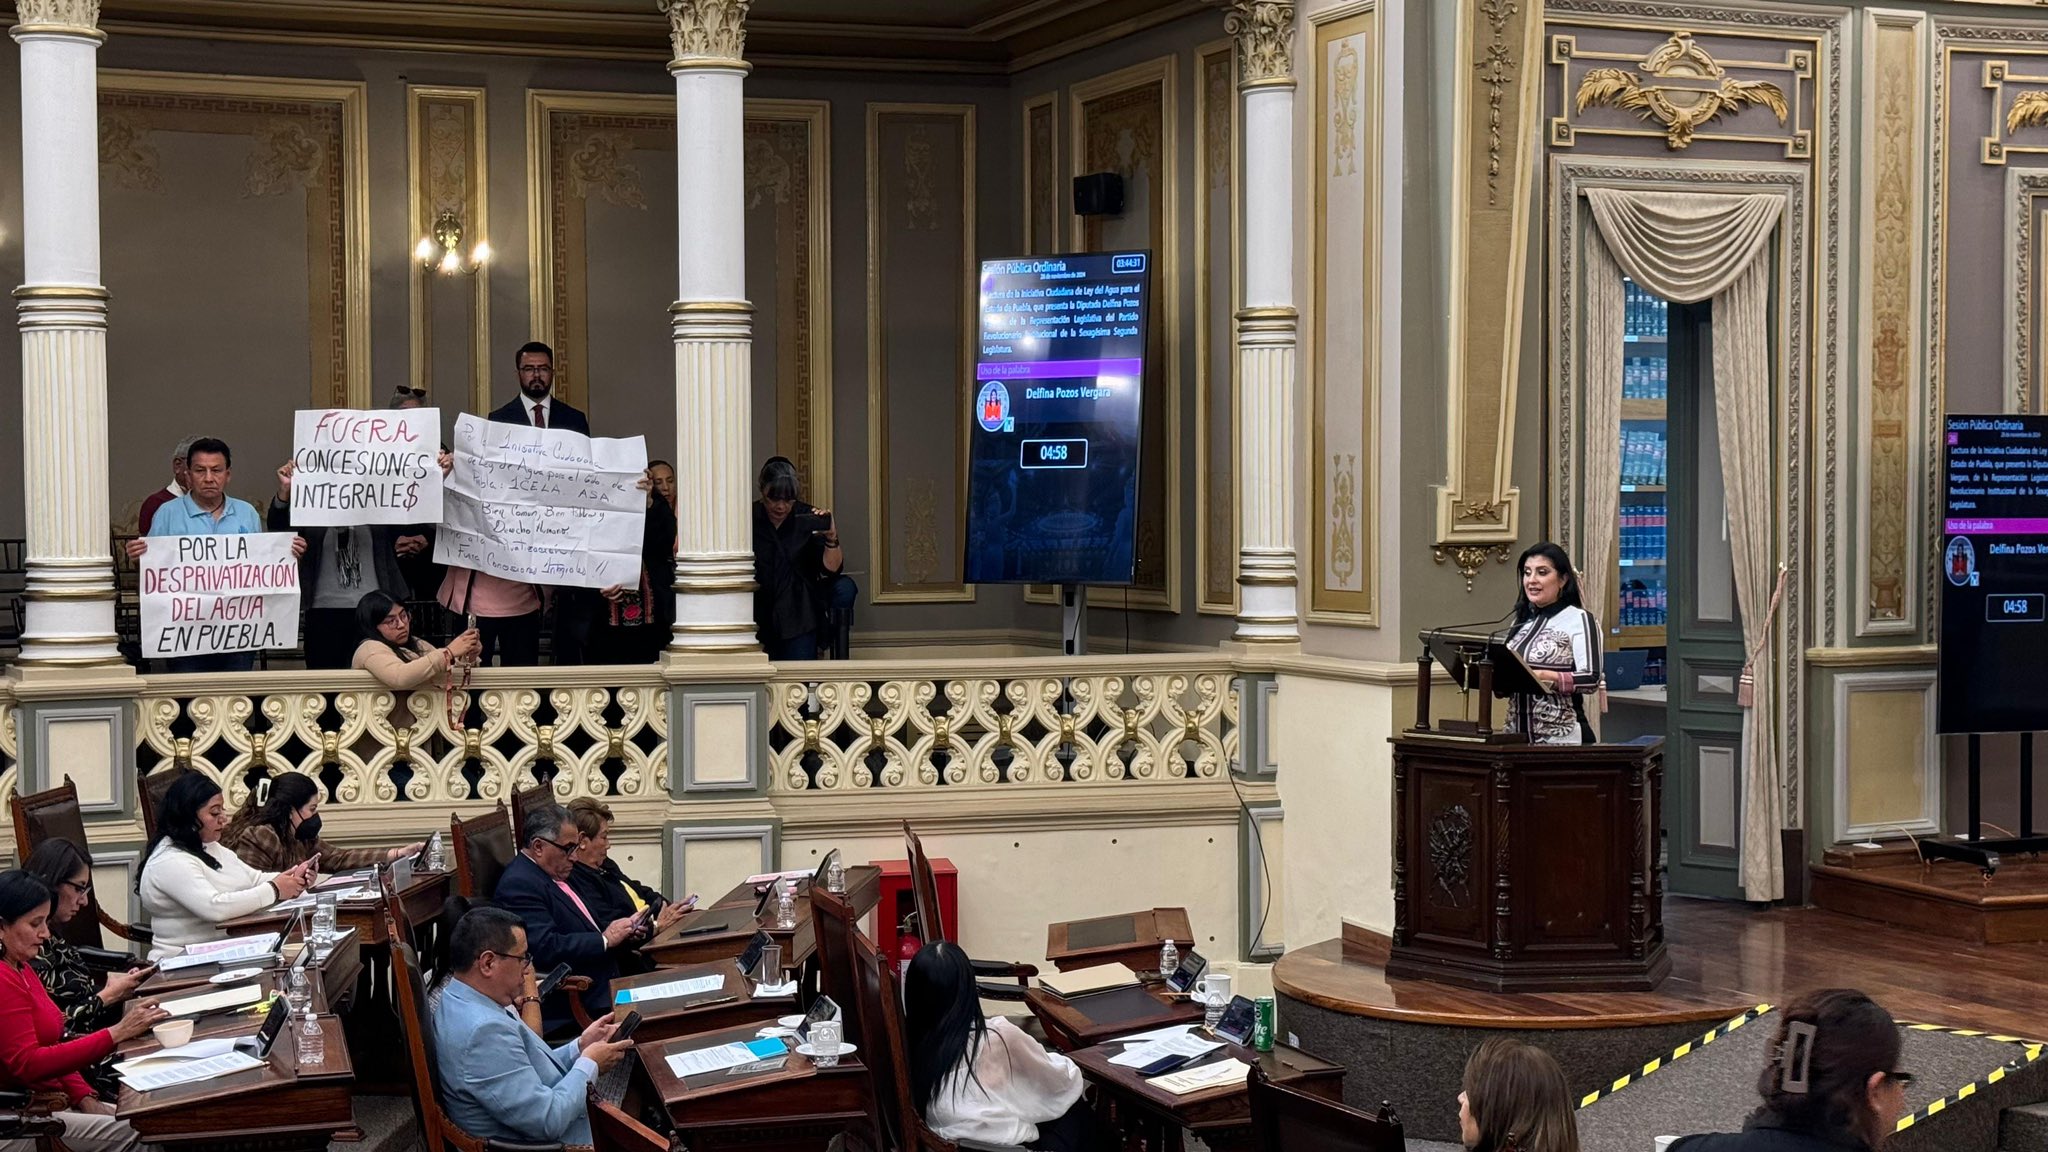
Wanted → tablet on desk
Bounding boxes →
[1212,996,1256,1047]
[1164,950,1207,995]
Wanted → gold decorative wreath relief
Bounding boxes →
[1574,32,1787,151]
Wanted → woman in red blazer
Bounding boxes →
[0,870,168,1150]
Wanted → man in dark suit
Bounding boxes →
[492,801,643,1035]
[484,340,596,662]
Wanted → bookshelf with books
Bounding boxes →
[1614,280,1668,682]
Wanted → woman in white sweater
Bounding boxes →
[138,773,313,959]
[906,941,1100,1150]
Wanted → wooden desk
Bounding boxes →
[1070,1037,1344,1152]
[140,928,362,1010]
[643,867,882,970]
[626,1021,869,1150]
[219,868,453,946]
[117,1012,355,1151]
[610,959,798,1045]
[1023,982,1203,1052]
[1046,908,1193,974]
[123,933,362,1055]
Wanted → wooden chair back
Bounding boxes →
[137,764,197,847]
[855,930,1011,1152]
[509,782,554,842]
[450,804,514,900]
[1247,1064,1405,1152]
[901,821,948,943]
[9,778,146,949]
[587,1093,671,1152]
[808,883,866,1063]
[388,924,485,1152]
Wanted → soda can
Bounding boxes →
[1253,996,1276,1051]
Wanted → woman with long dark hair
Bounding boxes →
[0,869,167,1149]
[905,942,1096,1150]
[1502,542,1603,745]
[21,840,153,1099]
[1670,990,1910,1151]
[220,770,423,874]
[350,588,480,690]
[137,774,312,959]
[1458,1037,1580,1152]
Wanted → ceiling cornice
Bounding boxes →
[97,0,1213,74]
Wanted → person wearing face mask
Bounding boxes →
[137,774,314,960]
[1502,542,1603,745]
[220,771,424,875]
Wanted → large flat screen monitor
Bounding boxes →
[964,252,1151,585]
[1939,414,2048,733]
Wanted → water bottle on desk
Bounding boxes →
[774,880,797,930]
[1158,937,1179,981]
[427,831,446,873]
[296,1007,324,1066]
[825,855,846,895]
[287,965,310,1015]
[312,892,337,956]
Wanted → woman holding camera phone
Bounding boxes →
[750,456,844,661]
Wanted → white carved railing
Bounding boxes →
[0,683,18,810]
[135,668,669,809]
[766,655,1240,792]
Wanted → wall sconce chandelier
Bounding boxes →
[416,209,489,275]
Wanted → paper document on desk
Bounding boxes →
[1150,1059,1250,1096]
[120,1049,265,1092]
[112,1039,239,1077]
[1108,1032,1223,1068]
[666,1039,788,1078]
[160,983,265,1018]
[618,975,723,1003]
[754,980,798,998]
[161,935,279,971]
[274,885,365,911]
[1115,1023,1200,1044]
[744,869,813,886]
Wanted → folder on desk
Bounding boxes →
[160,983,265,1019]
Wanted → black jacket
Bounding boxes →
[1672,1119,1873,1152]
[567,859,666,976]
[492,854,618,1033]
[488,394,589,435]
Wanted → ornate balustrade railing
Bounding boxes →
[765,655,1240,792]
[134,668,669,810]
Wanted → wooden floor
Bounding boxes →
[1273,897,2048,1040]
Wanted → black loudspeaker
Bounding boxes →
[1072,172,1125,217]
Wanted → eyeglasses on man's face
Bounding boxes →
[485,949,533,969]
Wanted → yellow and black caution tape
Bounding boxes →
[1894,1022,2047,1132]
[1575,1004,1774,1109]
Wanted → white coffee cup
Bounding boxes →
[1654,1138,1678,1151]
[809,1019,843,1067]
[152,1020,193,1049]
[1194,972,1232,1008]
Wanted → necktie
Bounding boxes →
[533,403,547,429]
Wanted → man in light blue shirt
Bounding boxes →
[432,906,631,1147]
[127,436,304,673]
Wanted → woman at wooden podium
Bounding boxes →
[1503,542,1602,745]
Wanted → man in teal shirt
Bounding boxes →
[128,437,303,671]
[432,907,631,1146]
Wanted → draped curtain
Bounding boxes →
[1580,187,1786,902]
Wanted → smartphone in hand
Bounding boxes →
[613,1010,645,1042]
[535,963,572,1000]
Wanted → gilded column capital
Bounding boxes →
[11,0,101,38]
[658,0,750,72]
[1218,0,1295,89]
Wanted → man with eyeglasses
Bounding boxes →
[433,906,631,1147]
[493,802,644,1034]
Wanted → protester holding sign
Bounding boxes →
[270,461,417,669]
[129,437,305,673]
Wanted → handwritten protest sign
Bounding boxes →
[433,413,647,590]
[140,533,302,659]
[289,408,442,526]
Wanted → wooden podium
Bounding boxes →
[1392,632,1668,992]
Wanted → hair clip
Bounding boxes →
[1780,1021,1817,1094]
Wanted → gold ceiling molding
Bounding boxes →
[1435,0,1543,551]
[13,0,101,34]
[659,0,749,69]
[1573,33,1787,150]
[1217,0,1295,88]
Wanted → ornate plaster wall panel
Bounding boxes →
[1196,40,1241,616]
[98,71,369,531]
[408,86,490,415]
[526,93,831,500]
[1309,5,1379,624]
[1068,57,1181,614]
[1022,93,1059,256]
[867,104,975,602]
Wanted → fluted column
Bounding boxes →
[1227,1,1300,643]
[13,0,118,666]
[660,0,758,653]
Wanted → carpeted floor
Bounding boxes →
[334,1094,419,1152]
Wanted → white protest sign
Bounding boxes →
[290,408,442,526]
[433,413,647,590]
[139,533,302,659]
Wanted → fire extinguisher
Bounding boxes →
[897,912,922,980]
